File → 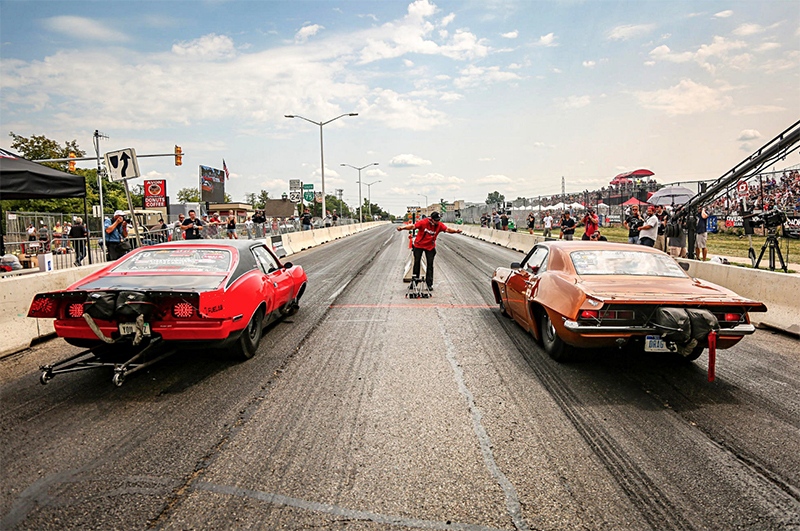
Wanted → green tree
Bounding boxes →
[485,191,505,205]
[244,190,269,208]
[177,187,201,203]
[9,132,85,171]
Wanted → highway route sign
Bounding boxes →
[104,148,140,182]
[304,191,314,202]
[289,179,301,191]
[289,191,301,203]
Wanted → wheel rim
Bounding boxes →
[545,316,556,342]
[248,317,258,341]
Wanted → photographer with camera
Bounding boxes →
[581,208,599,240]
[181,209,204,240]
[104,210,130,260]
[694,206,709,261]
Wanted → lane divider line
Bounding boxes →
[438,315,531,531]
[330,304,494,308]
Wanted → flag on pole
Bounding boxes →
[223,159,230,180]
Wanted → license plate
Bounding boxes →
[645,335,675,353]
[119,322,151,336]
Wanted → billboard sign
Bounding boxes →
[199,165,225,203]
[144,179,167,208]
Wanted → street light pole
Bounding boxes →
[418,194,428,215]
[364,180,382,220]
[340,162,378,223]
[285,112,357,222]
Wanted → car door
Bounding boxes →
[507,246,549,326]
[252,245,292,311]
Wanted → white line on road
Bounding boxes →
[195,481,506,531]
[438,315,530,531]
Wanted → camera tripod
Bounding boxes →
[753,231,788,273]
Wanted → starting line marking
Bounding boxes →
[330,304,494,308]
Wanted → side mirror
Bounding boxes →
[511,262,521,269]
[529,265,540,274]
[283,262,293,269]
[679,262,690,271]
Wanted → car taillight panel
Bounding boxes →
[580,310,598,319]
[725,313,741,322]
[172,302,195,319]
[67,303,84,318]
[29,296,57,318]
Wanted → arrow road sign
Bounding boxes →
[303,183,314,190]
[104,148,141,182]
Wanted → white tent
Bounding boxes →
[570,202,584,210]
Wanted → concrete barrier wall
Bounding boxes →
[1,221,391,358]
[1,263,108,357]
[460,225,798,336]
[677,259,799,336]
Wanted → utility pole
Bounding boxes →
[93,131,108,259]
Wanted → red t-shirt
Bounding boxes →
[413,218,447,250]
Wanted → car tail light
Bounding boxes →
[615,310,635,320]
[67,303,84,318]
[28,296,57,318]
[725,313,741,322]
[172,302,195,319]
[581,310,598,319]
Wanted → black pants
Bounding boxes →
[412,247,436,288]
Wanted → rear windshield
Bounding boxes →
[113,248,232,273]
[78,275,225,291]
[570,250,687,278]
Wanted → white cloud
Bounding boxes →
[172,34,236,60]
[357,89,447,130]
[408,172,465,185]
[508,62,521,69]
[648,36,748,73]
[454,64,521,88]
[441,13,456,27]
[439,92,463,102]
[477,157,495,162]
[477,174,512,184]
[557,95,592,109]
[389,154,432,167]
[714,10,733,18]
[536,33,557,47]
[311,166,341,178]
[732,23,765,37]
[42,16,130,42]
[365,167,388,177]
[501,30,519,39]
[632,79,733,115]
[295,24,324,42]
[731,104,787,115]
[607,23,656,41]
[644,61,656,66]
[358,14,379,22]
[582,60,596,68]
[551,67,563,74]
[403,59,415,67]
[736,129,761,141]
[755,42,781,52]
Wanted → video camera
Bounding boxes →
[750,209,787,231]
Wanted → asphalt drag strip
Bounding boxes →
[2,225,799,530]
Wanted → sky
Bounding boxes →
[1,0,798,215]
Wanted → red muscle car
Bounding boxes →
[28,240,307,385]
[491,242,766,368]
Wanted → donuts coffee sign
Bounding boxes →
[144,180,166,208]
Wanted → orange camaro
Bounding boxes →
[491,241,766,363]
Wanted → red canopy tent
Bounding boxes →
[610,169,654,185]
[622,197,649,206]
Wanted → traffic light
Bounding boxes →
[174,145,182,166]
[68,152,76,172]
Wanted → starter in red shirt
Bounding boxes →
[413,218,447,250]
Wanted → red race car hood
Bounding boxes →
[577,276,764,306]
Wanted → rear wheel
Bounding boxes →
[541,311,572,362]
[233,308,263,360]
[499,298,509,317]
[279,299,299,317]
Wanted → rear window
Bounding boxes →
[113,248,232,273]
[570,250,687,278]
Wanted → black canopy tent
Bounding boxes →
[0,148,89,259]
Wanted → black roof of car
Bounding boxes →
[148,239,269,252]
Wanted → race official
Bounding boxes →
[181,210,204,240]
[396,211,462,290]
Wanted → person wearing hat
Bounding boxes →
[396,211,462,290]
[104,210,129,260]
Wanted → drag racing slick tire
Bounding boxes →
[234,308,263,360]
[541,311,573,362]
